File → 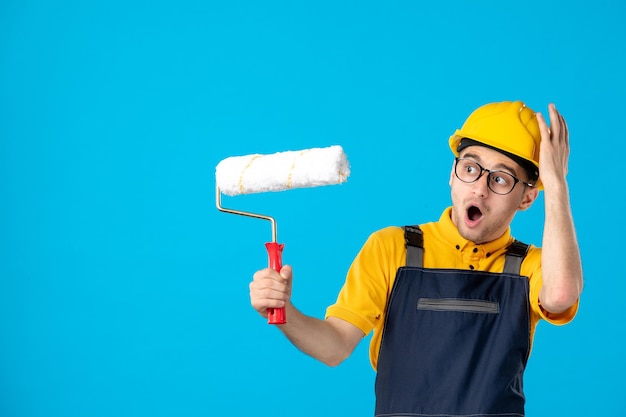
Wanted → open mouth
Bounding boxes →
[468,205,483,222]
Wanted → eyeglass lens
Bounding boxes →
[455,159,517,195]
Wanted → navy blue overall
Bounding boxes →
[374,226,531,417]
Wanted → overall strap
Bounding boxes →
[405,225,530,275]
[404,225,424,267]
[503,240,530,275]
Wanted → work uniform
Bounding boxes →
[325,208,578,416]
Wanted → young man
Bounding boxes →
[249,101,583,416]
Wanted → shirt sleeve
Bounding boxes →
[325,227,403,336]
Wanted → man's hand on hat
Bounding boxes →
[536,103,570,189]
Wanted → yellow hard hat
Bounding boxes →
[449,101,543,190]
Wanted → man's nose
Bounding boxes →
[472,172,491,197]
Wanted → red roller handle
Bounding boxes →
[265,242,286,324]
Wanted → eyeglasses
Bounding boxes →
[454,158,535,195]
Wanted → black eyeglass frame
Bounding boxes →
[454,157,535,195]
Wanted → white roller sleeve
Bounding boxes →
[216,145,350,196]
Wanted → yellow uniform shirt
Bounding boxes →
[325,207,578,370]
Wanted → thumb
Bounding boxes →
[279,264,293,281]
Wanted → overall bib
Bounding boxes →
[375,226,531,417]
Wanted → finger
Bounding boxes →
[250,273,289,293]
[250,288,288,304]
[558,112,569,145]
[254,299,286,310]
[548,103,560,141]
[535,111,551,142]
[253,267,282,282]
[279,264,292,282]
[249,280,289,306]
[250,293,286,314]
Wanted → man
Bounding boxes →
[249,101,583,416]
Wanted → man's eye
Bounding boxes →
[492,174,510,185]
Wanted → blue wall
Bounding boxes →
[1,1,624,415]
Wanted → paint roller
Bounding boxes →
[215,145,350,324]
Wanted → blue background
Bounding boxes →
[1,1,624,416]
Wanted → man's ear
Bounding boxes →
[518,187,539,211]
